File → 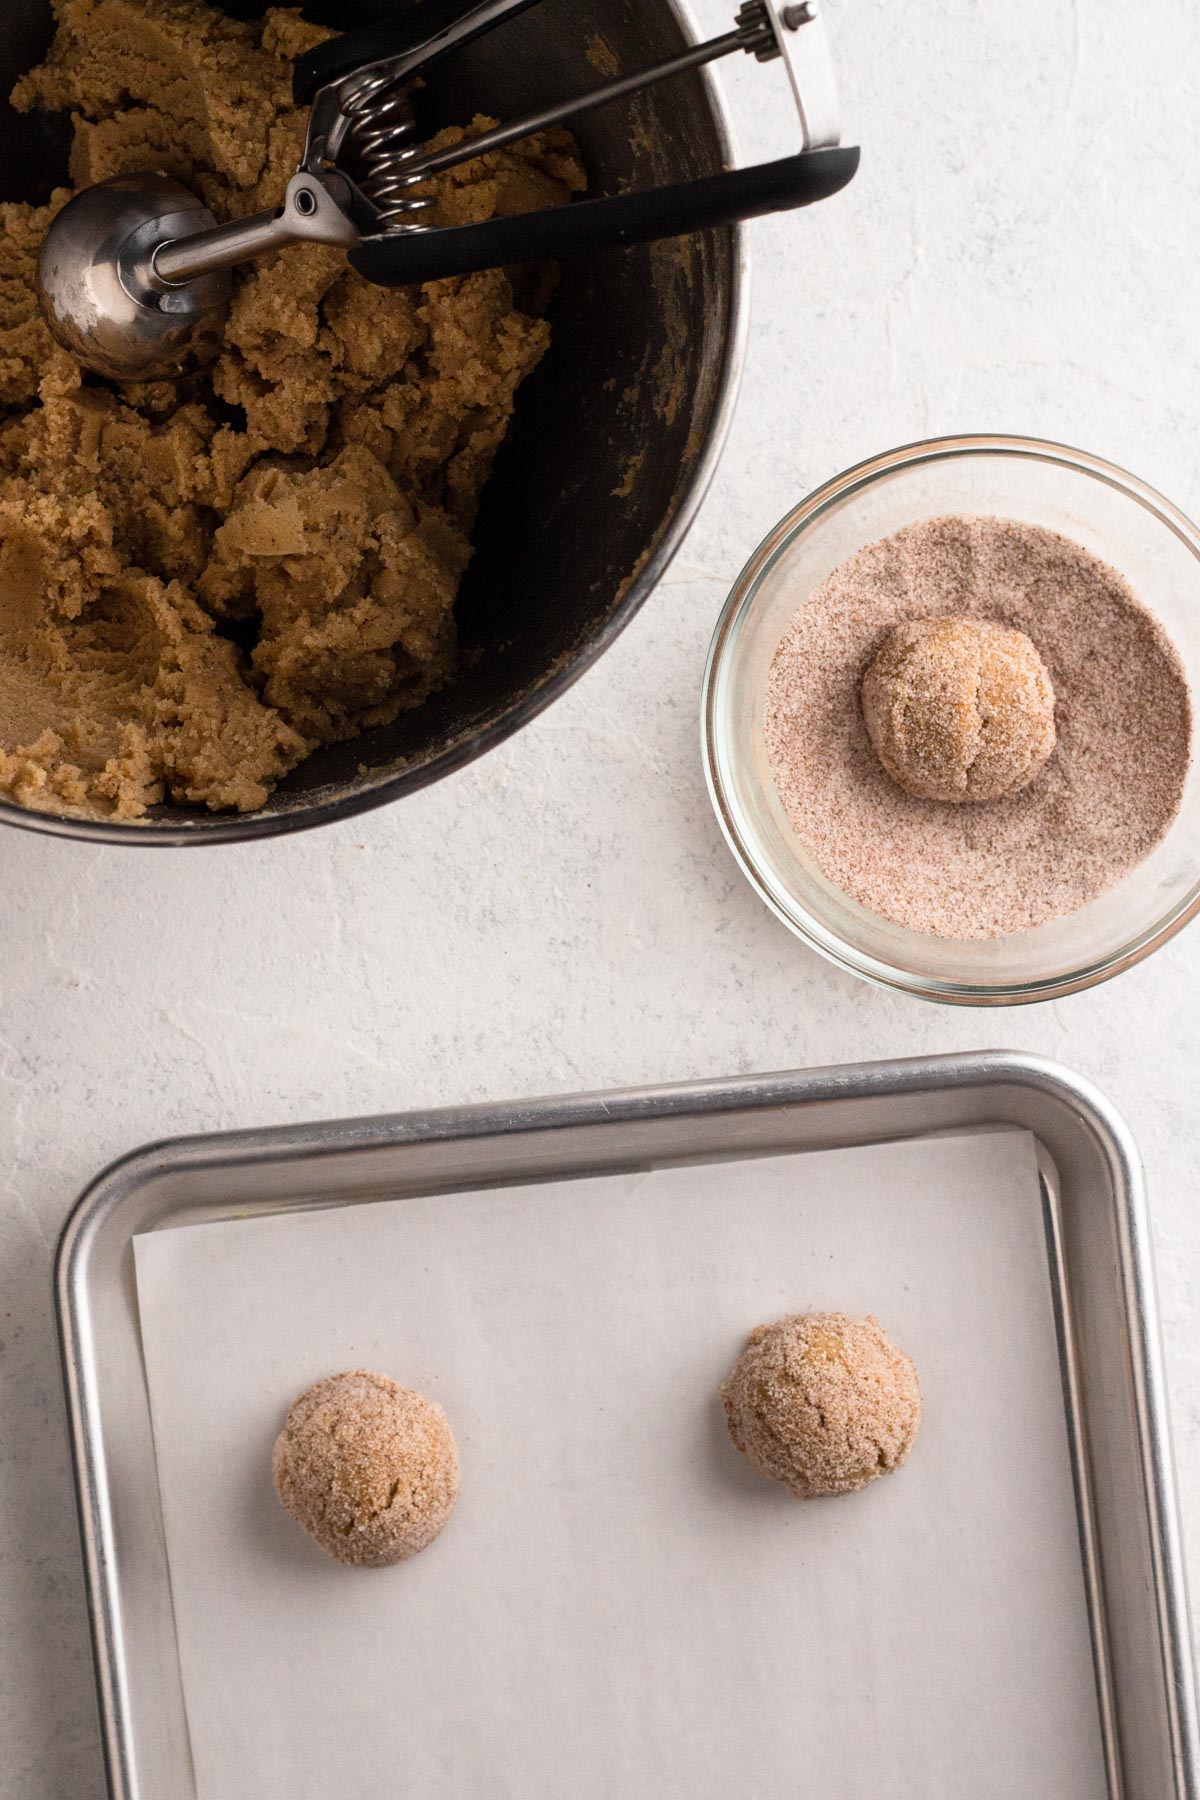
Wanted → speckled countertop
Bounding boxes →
[5,2,1200,1792]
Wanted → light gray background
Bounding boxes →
[3,2,1200,1793]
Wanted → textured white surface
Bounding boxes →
[4,1,1200,1793]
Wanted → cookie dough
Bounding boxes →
[720,1312,922,1498]
[0,0,584,819]
[861,614,1057,804]
[272,1369,461,1567]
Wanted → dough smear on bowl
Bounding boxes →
[0,0,584,821]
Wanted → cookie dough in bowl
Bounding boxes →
[0,0,585,823]
[0,0,743,839]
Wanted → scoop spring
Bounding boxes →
[341,72,435,235]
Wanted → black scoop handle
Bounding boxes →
[294,0,547,104]
[350,146,860,287]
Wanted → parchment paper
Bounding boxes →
[133,1128,1107,1800]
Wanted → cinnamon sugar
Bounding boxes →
[764,514,1193,940]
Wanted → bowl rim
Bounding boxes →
[701,430,1200,1008]
[1,0,749,848]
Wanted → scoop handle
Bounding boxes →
[350,146,860,287]
[293,0,547,104]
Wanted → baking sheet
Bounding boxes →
[132,1127,1107,1800]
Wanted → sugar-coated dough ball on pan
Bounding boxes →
[273,1370,460,1566]
[720,1312,921,1498]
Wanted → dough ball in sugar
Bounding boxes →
[861,614,1056,803]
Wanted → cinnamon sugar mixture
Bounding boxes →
[764,515,1193,940]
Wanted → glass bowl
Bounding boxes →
[702,434,1200,1006]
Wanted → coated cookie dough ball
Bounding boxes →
[861,615,1056,803]
[720,1312,921,1498]
[272,1370,460,1566]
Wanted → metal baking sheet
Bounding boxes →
[56,1051,1199,1800]
[134,1129,1101,1799]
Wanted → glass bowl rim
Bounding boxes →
[700,431,1200,1007]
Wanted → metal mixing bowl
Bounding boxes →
[0,0,745,843]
